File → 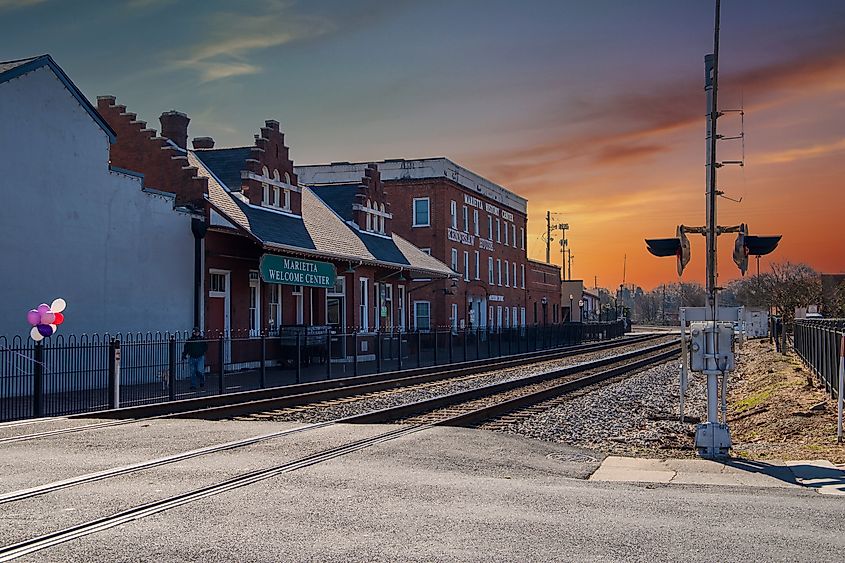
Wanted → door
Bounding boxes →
[207,270,231,367]
[326,277,346,358]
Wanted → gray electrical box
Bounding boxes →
[689,321,735,372]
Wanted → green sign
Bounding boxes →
[259,255,337,288]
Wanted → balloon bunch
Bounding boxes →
[26,298,67,341]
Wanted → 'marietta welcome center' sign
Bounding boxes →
[259,254,337,288]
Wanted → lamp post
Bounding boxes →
[569,294,574,323]
[579,299,584,322]
[541,296,548,326]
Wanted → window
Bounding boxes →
[474,251,480,280]
[450,200,457,229]
[462,205,469,233]
[283,189,290,210]
[489,305,494,329]
[292,285,304,324]
[366,201,373,232]
[520,227,525,250]
[210,273,227,293]
[373,282,381,331]
[520,307,526,328]
[488,257,494,284]
[521,264,525,289]
[414,301,431,331]
[463,251,470,282]
[496,218,501,243]
[385,284,394,328]
[262,184,270,205]
[473,209,479,236]
[420,248,431,255]
[451,303,458,332]
[512,306,518,329]
[451,248,458,272]
[505,260,510,287]
[513,262,517,287]
[379,203,386,234]
[249,273,261,336]
[504,307,510,329]
[487,215,493,240]
[359,278,369,332]
[413,198,430,227]
[497,259,502,286]
[504,222,509,246]
[269,285,282,331]
[284,172,291,184]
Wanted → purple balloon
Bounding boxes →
[37,304,50,314]
[40,311,56,325]
[36,324,54,337]
[27,309,40,326]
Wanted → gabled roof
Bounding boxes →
[191,151,455,278]
[0,54,116,143]
[309,183,360,222]
[191,147,252,191]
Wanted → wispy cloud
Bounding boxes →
[174,1,335,82]
[0,0,46,11]
[756,137,845,164]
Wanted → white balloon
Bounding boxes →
[49,324,57,333]
[50,298,67,313]
[30,327,44,342]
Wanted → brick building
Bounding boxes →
[96,99,454,349]
[297,159,563,331]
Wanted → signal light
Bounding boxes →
[733,224,749,275]
[745,235,781,256]
[645,226,691,276]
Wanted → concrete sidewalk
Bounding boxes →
[590,456,845,495]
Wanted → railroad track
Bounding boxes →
[0,334,660,445]
[0,338,678,560]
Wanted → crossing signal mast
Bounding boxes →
[644,0,782,457]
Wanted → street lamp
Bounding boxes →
[578,299,584,322]
[569,294,574,323]
[541,296,548,326]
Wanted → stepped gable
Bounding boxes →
[96,96,208,207]
[238,119,301,214]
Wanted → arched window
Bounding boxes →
[284,172,291,185]
[379,203,386,233]
[365,200,372,231]
[262,166,269,178]
[273,186,280,207]
[272,169,280,181]
[283,189,290,210]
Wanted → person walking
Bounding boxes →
[182,327,208,389]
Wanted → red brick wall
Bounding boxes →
[240,120,302,215]
[96,96,208,206]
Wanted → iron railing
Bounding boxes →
[793,319,845,399]
[0,321,625,422]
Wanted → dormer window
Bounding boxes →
[366,200,373,231]
[260,167,291,211]
[379,203,386,234]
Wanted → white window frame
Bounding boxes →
[398,285,406,332]
[488,257,494,284]
[373,282,381,331]
[451,303,459,332]
[462,205,469,233]
[505,260,510,287]
[473,209,479,236]
[450,200,457,229]
[496,218,501,243]
[520,227,525,250]
[513,262,517,288]
[451,248,458,272]
[414,301,431,332]
[412,198,430,227]
[474,251,480,280]
[487,214,493,240]
[520,264,525,289]
[521,307,526,328]
[497,259,502,286]
[269,285,282,332]
[292,285,304,325]
[359,278,369,332]
[249,271,261,337]
[463,251,470,282]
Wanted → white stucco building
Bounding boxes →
[0,55,196,337]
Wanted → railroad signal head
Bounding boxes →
[645,225,690,276]
[745,235,781,257]
[733,224,749,275]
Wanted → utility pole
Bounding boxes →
[545,211,551,264]
[567,250,573,281]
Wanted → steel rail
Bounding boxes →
[0,424,431,562]
[0,335,658,444]
[0,337,672,505]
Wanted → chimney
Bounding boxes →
[192,136,215,149]
[159,110,190,149]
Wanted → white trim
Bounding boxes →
[249,272,261,337]
[208,269,231,336]
[359,277,369,332]
[241,171,301,192]
[413,300,431,332]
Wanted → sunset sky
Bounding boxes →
[3,0,843,290]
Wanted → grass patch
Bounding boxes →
[734,389,772,413]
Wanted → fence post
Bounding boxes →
[377,331,382,373]
[475,327,480,360]
[296,333,302,384]
[109,339,121,409]
[353,332,358,377]
[326,331,332,380]
[448,330,453,364]
[498,328,502,357]
[838,334,843,443]
[218,336,225,394]
[260,334,267,388]
[463,327,468,363]
[434,330,439,365]
[33,341,44,418]
[398,330,403,371]
[168,336,176,401]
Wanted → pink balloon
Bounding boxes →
[37,304,50,314]
[27,309,40,326]
[40,311,56,325]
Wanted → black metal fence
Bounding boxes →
[0,320,625,422]
[793,319,844,399]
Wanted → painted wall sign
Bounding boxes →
[447,228,475,246]
[501,210,514,222]
[260,254,337,288]
[478,238,494,251]
[489,295,504,302]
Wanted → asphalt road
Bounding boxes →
[1,419,843,562]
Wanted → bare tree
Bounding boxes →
[730,262,821,324]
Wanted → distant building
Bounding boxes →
[0,55,195,337]
[297,159,563,330]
